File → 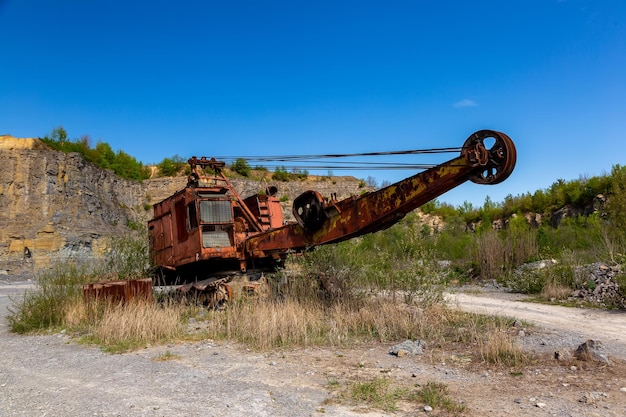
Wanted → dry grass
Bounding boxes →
[194,295,525,358]
[540,283,573,301]
[478,328,529,366]
[32,279,533,367]
[474,228,538,281]
[87,300,184,352]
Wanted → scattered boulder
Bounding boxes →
[574,339,610,365]
[390,340,426,357]
[578,391,608,404]
[515,259,558,275]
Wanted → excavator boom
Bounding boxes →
[245,130,516,256]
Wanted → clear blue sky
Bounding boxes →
[2,0,625,208]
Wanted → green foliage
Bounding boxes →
[272,166,290,181]
[348,377,404,412]
[296,214,447,306]
[415,381,466,413]
[536,215,604,259]
[230,158,251,177]
[7,262,93,333]
[156,154,187,177]
[462,171,613,222]
[332,378,464,414]
[507,268,546,294]
[606,165,626,231]
[99,231,151,280]
[473,219,539,282]
[41,126,150,181]
[271,166,308,181]
[419,199,458,221]
[293,168,309,180]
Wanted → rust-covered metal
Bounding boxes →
[148,130,516,296]
[83,278,153,304]
[175,276,234,309]
[148,156,285,285]
[245,129,516,255]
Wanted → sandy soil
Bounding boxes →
[1,282,625,416]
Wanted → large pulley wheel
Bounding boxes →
[293,190,327,231]
[462,130,517,185]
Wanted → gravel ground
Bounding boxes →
[2,280,626,417]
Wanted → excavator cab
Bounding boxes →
[148,157,284,285]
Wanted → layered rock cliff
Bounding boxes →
[0,135,369,279]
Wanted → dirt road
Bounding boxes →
[1,282,625,416]
[447,291,626,358]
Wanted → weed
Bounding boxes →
[479,328,529,367]
[348,377,404,412]
[414,381,466,413]
[326,378,341,389]
[155,350,181,361]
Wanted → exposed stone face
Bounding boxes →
[0,136,148,276]
[0,135,372,278]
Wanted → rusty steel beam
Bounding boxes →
[83,278,153,304]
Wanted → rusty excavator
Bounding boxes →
[148,130,516,307]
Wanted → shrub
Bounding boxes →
[272,166,290,182]
[474,219,538,282]
[7,262,94,333]
[41,126,150,181]
[156,155,186,177]
[230,158,251,177]
[99,232,151,280]
[479,328,528,366]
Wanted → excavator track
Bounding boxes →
[175,276,234,310]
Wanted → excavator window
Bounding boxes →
[202,224,232,248]
[187,202,198,230]
[199,196,234,248]
[199,199,232,223]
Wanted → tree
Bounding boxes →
[51,126,68,144]
[157,155,187,177]
[606,164,626,232]
[231,158,251,177]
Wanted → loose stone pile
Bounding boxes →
[570,263,625,308]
